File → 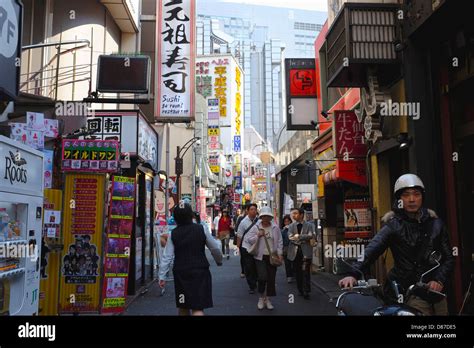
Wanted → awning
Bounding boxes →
[322,159,367,187]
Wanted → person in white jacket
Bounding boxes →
[245,206,283,310]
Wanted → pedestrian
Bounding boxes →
[235,207,247,278]
[281,215,295,283]
[246,206,283,310]
[193,211,211,236]
[212,211,221,238]
[218,210,232,259]
[230,208,241,246]
[287,207,316,300]
[236,203,259,293]
[159,203,223,316]
[339,174,454,315]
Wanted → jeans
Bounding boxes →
[406,296,449,315]
[221,236,230,255]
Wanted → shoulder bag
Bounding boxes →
[263,229,283,267]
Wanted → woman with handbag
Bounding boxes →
[218,210,232,259]
[246,206,283,310]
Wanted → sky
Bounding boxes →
[219,0,328,12]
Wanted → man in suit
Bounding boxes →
[287,207,316,299]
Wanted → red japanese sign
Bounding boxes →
[289,69,317,96]
[333,111,367,158]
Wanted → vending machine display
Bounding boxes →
[0,136,44,315]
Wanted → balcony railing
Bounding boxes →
[20,39,93,101]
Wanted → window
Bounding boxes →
[294,22,323,32]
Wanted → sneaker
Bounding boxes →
[240,273,245,278]
[265,298,274,310]
[227,254,230,260]
[257,297,265,310]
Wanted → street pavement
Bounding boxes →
[124,240,337,316]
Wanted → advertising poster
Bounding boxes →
[39,189,62,315]
[43,149,54,189]
[59,174,105,314]
[343,198,372,240]
[101,176,136,314]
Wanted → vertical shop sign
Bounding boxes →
[156,0,196,121]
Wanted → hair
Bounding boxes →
[193,211,201,224]
[291,207,305,215]
[281,215,292,228]
[247,203,258,210]
[173,203,194,225]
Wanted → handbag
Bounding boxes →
[247,237,260,256]
[263,231,283,267]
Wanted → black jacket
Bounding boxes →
[350,207,455,298]
[171,223,210,271]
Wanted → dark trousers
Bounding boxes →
[241,247,257,290]
[239,247,245,273]
[283,253,294,278]
[294,247,311,294]
[255,255,277,297]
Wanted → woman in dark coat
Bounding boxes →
[159,203,223,316]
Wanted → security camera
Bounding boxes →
[196,139,201,146]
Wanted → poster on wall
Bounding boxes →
[59,174,105,314]
[101,176,136,314]
[43,150,54,189]
[343,198,372,240]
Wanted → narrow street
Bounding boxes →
[124,241,337,316]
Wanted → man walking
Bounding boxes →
[236,204,259,294]
[234,207,247,278]
[287,207,315,299]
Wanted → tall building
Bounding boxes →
[196,0,326,145]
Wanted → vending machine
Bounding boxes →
[0,136,44,315]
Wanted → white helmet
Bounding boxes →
[394,174,425,196]
[259,206,274,218]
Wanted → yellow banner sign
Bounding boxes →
[59,174,105,314]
